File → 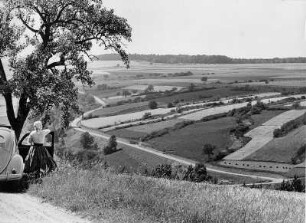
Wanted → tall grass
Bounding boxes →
[28,161,305,223]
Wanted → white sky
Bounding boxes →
[98,0,306,58]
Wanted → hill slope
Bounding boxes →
[28,162,305,223]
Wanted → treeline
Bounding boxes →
[95,54,306,64]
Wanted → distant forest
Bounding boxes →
[95,54,306,64]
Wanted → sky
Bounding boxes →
[99,0,306,58]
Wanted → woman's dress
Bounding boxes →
[24,129,57,177]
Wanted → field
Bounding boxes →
[90,101,149,117]
[88,60,306,85]
[127,119,183,133]
[62,129,172,172]
[224,110,306,160]
[179,102,249,121]
[147,117,237,163]
[82,107,174,129]
[154,86,267,104]
[251,110,285,128]
[107,128,147,140]
[245,125,306,163]
[123,85,183,92]
[63,129,265,184]
[107,119,184,139]
[240,80,306,87]
[262,109,306,127]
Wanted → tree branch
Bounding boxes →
[52,3,74,24]
[18,14,39,33]
[46,54,66,69]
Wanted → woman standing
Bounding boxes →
[24,121,57,178]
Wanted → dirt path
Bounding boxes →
[0,192,91,223]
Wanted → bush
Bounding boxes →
[230,123,250,138]
[150,163,209,183]
[201,77,208,82]
[148,100,158,109]
[273,114,306,138]
[277,176,305,192]
[167,102,174,108]
[80,132,97,150]
[142,112,152,120]
[202,144,216,161]
[291,145,306,164]
[103,135,118,155]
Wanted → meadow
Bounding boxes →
[245,125,306,163]
[62,129,266,184]
[89,101,149,118]
[88,60,306,87]
[28,162,305,223]
[147,117,237,163]
[224,110,306,161]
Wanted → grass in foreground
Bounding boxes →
[28,162,305,223]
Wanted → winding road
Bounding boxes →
[73,94,287,185]
[0,91,288,223]
[0,193,91,223]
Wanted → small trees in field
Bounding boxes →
[150,163,209,183]
[80,132,98,150]
[202,144,216,161]
[148,100,158,109]
[103,135,118,155]
[201,77,208,82]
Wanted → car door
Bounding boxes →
[18,132,55,161]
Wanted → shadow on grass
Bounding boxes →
[104,148,123,156]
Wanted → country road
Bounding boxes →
[0,192,91,223]
[73,94,287,185]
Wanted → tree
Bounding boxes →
[145,84,154,93]
[202,144,216,161]
[148,100,158,109]
[0,0,131,139]
[122,89,131,97]
[201,77,208,82]
[80,132,96,150]
[103,135,117,155]
[188,83,195,92]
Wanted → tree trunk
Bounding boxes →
[0,60,29,140]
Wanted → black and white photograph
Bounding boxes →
[0,0,305,222]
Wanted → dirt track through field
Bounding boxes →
[0,192,91,223]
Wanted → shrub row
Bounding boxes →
[273,114,306,138]
[141,120,195,141]
[146,163,217,183]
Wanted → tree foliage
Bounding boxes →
[148,100,158,109]
[202,144,216,160]
[103,135,117,155]
[80,132,98,150]
[0,0,131,138]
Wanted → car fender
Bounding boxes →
[6,154,24,175]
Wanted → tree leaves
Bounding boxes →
[0,0,132,136]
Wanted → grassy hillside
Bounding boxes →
[28,162,305,223]
[62,129,172,172]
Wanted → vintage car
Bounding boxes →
[0,126,24,182]
[0,126,54,183]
